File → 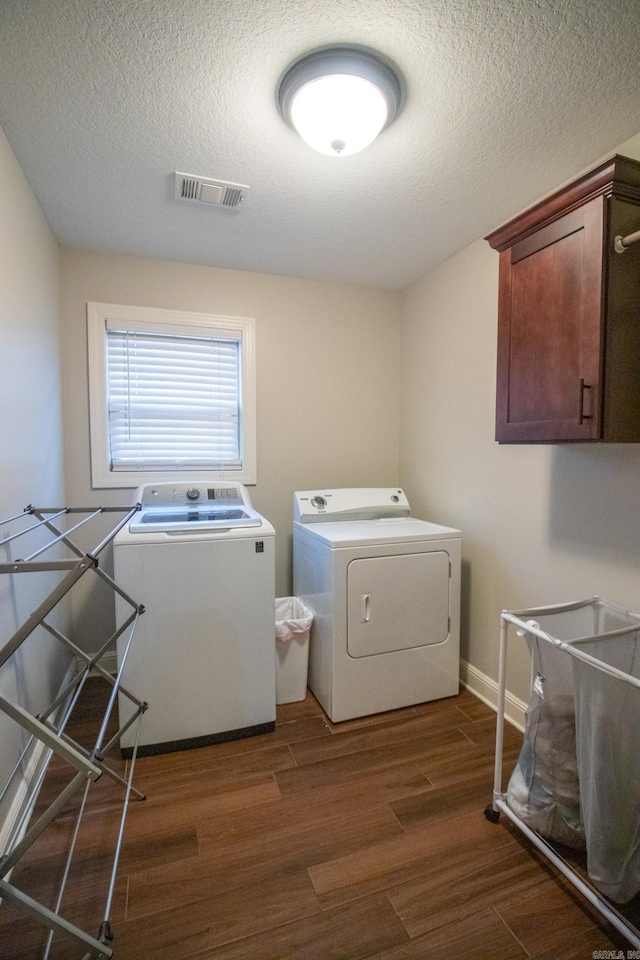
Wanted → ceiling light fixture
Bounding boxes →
[277,46,403,157]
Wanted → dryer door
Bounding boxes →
[347,551,450,658]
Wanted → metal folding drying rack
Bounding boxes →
[0,502,147,959]
[485,597,640,950]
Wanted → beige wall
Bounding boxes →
[0,125,68,807]
[399,135,640,705]
[10,113,640,735]
[60,250,401,605]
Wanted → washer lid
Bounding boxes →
[294,488,410,523]
[294,515,461,547]
[129,506,263,533]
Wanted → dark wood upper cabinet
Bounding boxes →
[486,155,640,443]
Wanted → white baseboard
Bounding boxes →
[460,659,527,732]
[0,658,77,860]
[0,745,46,860]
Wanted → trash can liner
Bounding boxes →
[275,596,313,643]
[573,631,640,903]
[507,629,585,850]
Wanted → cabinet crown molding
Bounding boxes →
[485,154,640,253]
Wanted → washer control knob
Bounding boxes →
[311,495,327,509]
[185,488,200,501]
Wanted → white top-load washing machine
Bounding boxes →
[114,481,275,756]
[293,488,461,722]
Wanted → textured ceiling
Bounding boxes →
[1,0,640,289]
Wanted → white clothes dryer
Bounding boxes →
[293,488,461,722]
[114,481,275,756]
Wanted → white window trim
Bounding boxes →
[87,302,257,489]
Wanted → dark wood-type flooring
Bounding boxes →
[0,679,633,959]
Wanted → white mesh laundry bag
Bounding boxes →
[572,631,640,903]
[507,627,585,849]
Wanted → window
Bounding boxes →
[87,302,256,488]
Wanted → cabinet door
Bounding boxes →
[496,197,604,442]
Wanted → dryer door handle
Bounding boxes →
[361,593,372,623]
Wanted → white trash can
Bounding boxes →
[275,597,313,704]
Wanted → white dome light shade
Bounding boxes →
[278,47,403,157]
[289,74,389,156]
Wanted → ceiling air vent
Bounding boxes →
[174,173,249,209]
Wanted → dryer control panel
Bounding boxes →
[294,488,410,523]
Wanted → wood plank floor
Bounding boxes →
[0,679,633,959]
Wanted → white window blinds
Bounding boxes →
[106,328,242,471]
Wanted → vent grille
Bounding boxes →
[174,173,249,209]
[221,187,244,207]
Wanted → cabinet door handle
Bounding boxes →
[361,594,372,623]
[579,378,592,423]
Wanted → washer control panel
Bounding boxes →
[136,482,249,508]
[294,488,410,523]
